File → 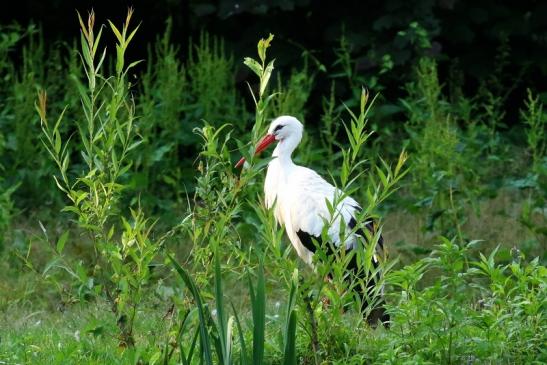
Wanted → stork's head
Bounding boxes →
[268,115,303,142]
[235,115,303,168]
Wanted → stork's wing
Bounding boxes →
[285,166,384,257]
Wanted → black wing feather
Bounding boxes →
[296,229,319,253]
[296,229,337,256]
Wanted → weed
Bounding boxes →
[271,56,313,124]
[521,89,546,175]
[402,57,483,240]
[136,18,189,212]
[387,239,546,363]
[188,31,245,129]
[37,9,169,347]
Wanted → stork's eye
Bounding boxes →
[274,124,284,132]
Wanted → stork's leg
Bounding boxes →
[345,251,390,328]
[297,276,321,364]
[303,292,321,364]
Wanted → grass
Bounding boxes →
[0,9,545,365]
[1,300,175,364]
[4,235,544,364]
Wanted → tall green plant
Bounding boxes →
[243,33,276,145]
[188,31,245,128]
[402,57,482,239]
[37,9,164,347]
[136,18,189,212]
[305,89,406,326]
[521,89,546,176]
[271,57,314,123]
[518,89,546,251]
[185,33,280,273]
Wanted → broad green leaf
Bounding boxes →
[244,57,262,77]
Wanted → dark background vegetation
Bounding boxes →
[4,0,547,125]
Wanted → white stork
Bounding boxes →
[236,115,389,327]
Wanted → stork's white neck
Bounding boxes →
[272,133,301,165]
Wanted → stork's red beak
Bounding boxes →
[235,133,276,168]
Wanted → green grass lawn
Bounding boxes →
[1,301,170,364]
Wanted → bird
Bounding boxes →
[236,115,390,327]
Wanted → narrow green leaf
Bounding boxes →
[260,59,275,96]
[54,130,61,155]
[115,44,124,75]
[376,166,389,188]
[226,316,234,365]
[214,251,229,365]
[92,25,104,57]
[231,302,249,365]
[168,255,213,364]
[282,312,297,365]
[108,20,123,43]
[257,33,274,64]
[127,139,143,152]
[250,260,265,365]
[56,231,69,254]
[126,59,144,71]
[126,24,141,45]
[185,326,201,365]
[96,47,107,71]
[282,270,298,365]
[76,11,89,41]
[80,33,93,67]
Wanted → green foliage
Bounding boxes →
[402,57,484,239]
[134,24,248,216]
[271,57,314,123]
[243,33,276,144]
[37,9,168,348]
[135,18,189,208]
[517,90,547,252]
[0,23,22,246]
[0,25,74,207]
[188,31,245,127]
[521,89,546,175]
[167,253,299,365]
[386,239,546,363]
[297,90,406,343]
[0,183,16,250]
